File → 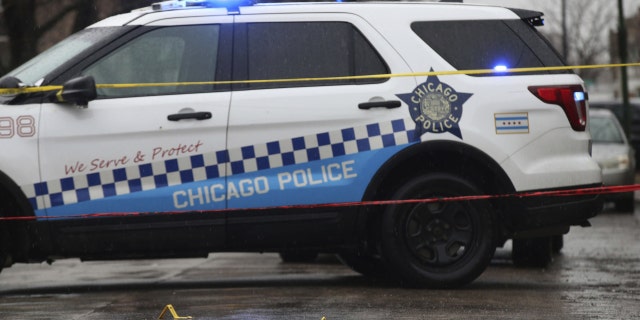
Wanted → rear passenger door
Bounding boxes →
[225,14,416,246]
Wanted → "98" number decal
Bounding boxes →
[0,116,36,138]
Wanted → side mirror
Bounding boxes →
[55,75,97,108]
[0,76,21,89]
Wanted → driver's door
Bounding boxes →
[37,21,233,255]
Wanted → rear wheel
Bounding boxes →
[278,251,319,263]
[614,194,635,213]
[512,236,553,268]
[552,234,564,253]
[337,252,388,278]
[0,252,5,274]
[380,173,496,288]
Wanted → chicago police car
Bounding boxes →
[0,0,602,288]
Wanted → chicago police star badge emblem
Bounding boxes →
[396,70,472,139]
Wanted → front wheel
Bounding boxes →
[380,173,496,288]
[0,223,7,274]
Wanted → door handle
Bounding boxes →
[167,111,212,121]
[358,100,402,110]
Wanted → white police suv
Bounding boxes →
[0,0,603,288]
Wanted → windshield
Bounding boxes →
[6,27,122,86]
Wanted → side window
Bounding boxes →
[245,22,388,89]
[411,20,568,76]
[83,25,220,98]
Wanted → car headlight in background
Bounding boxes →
[599,154,630,170]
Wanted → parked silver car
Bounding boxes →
[590,108,636,211]
[589,100,640,166]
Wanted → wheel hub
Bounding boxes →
[404,202,474,266]
[425,219,451,243]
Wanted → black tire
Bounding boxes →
[552,234,564,254]
[380,173,496,288]
[512,236,553,268]
[0,252,5,274]
[0,223,7,274]
[278,251,319,263]
[336,252,388,278]
[614,195,635,213]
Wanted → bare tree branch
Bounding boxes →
[560,0,616,80]
[34,0,83,38]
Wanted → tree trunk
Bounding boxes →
[3,0,39,69]
[72,2,98,33]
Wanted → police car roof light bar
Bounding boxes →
[151,0,255,12]
[151,0,186,11]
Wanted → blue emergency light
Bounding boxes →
[493,65,508,72]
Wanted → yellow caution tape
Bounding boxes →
[2,62,640,96]
[0,85,62,95]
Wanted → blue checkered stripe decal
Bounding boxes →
[23,118,416,211]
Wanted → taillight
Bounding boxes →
[528,85,588,131]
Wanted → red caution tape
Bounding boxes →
[0,184,637,222]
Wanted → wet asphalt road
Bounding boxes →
[0,207,639,319]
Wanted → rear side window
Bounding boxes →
[244,22,389,89]
[411,20,568,76]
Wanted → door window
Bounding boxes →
[83,25,220,97]
[243,22,389,89]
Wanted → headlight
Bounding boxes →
[599,154,630,170]
[616,154,630,170]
